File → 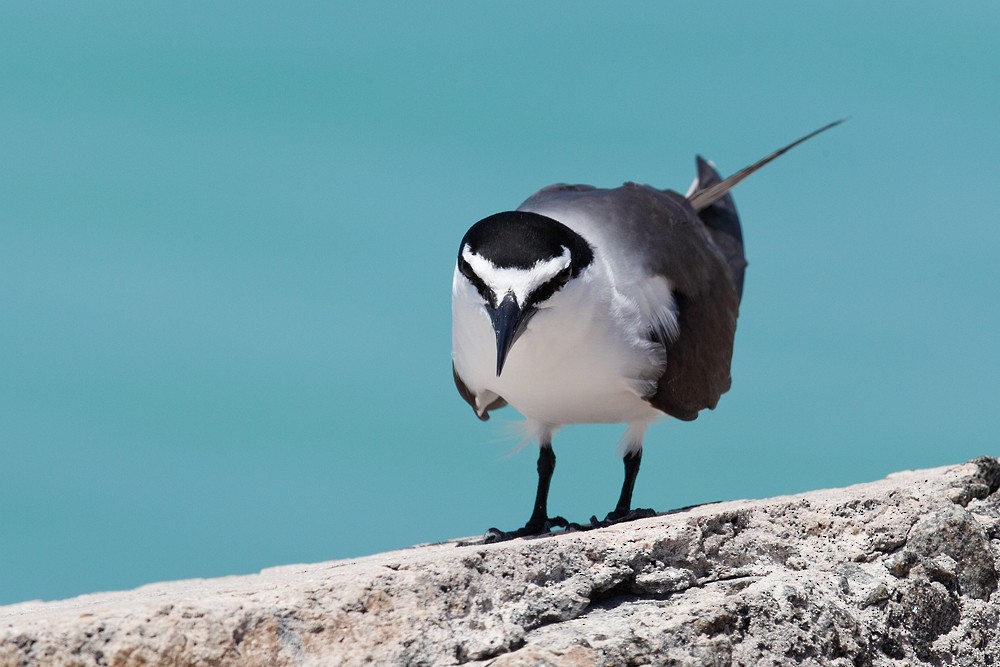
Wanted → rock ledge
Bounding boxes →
[3,458,1000,666]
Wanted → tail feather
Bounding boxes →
[687,119,845,213]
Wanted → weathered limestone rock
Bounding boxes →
[3,457,1000,666]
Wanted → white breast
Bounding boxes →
[451,258,666,427]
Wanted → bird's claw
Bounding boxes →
[483,515,570,543]
[587,507,657,529]
[483,508,657,542]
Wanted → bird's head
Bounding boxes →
[456,211,594,376]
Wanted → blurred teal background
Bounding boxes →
[2,2,998,605]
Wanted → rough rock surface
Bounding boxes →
[3,458,1000,666]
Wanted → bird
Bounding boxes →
[452,121,842,542]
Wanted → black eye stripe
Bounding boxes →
[525,269,571,308]
[457,258,496,307]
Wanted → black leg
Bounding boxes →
[613,449,643,516]
[524,444,557,530]
[594,449,656,526]
[484,444,568,543]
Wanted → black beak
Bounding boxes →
[487,292,532,376]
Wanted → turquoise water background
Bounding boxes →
[2,3,998,604]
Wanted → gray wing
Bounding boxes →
[519,171,743,422]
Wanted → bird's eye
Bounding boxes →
[556,265,571,283]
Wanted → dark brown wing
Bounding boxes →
[453,363,507,421]
[693,156,747,299]
[649,267,740,421]
[650,158,743,421]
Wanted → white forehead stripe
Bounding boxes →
[463,244,571,306]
